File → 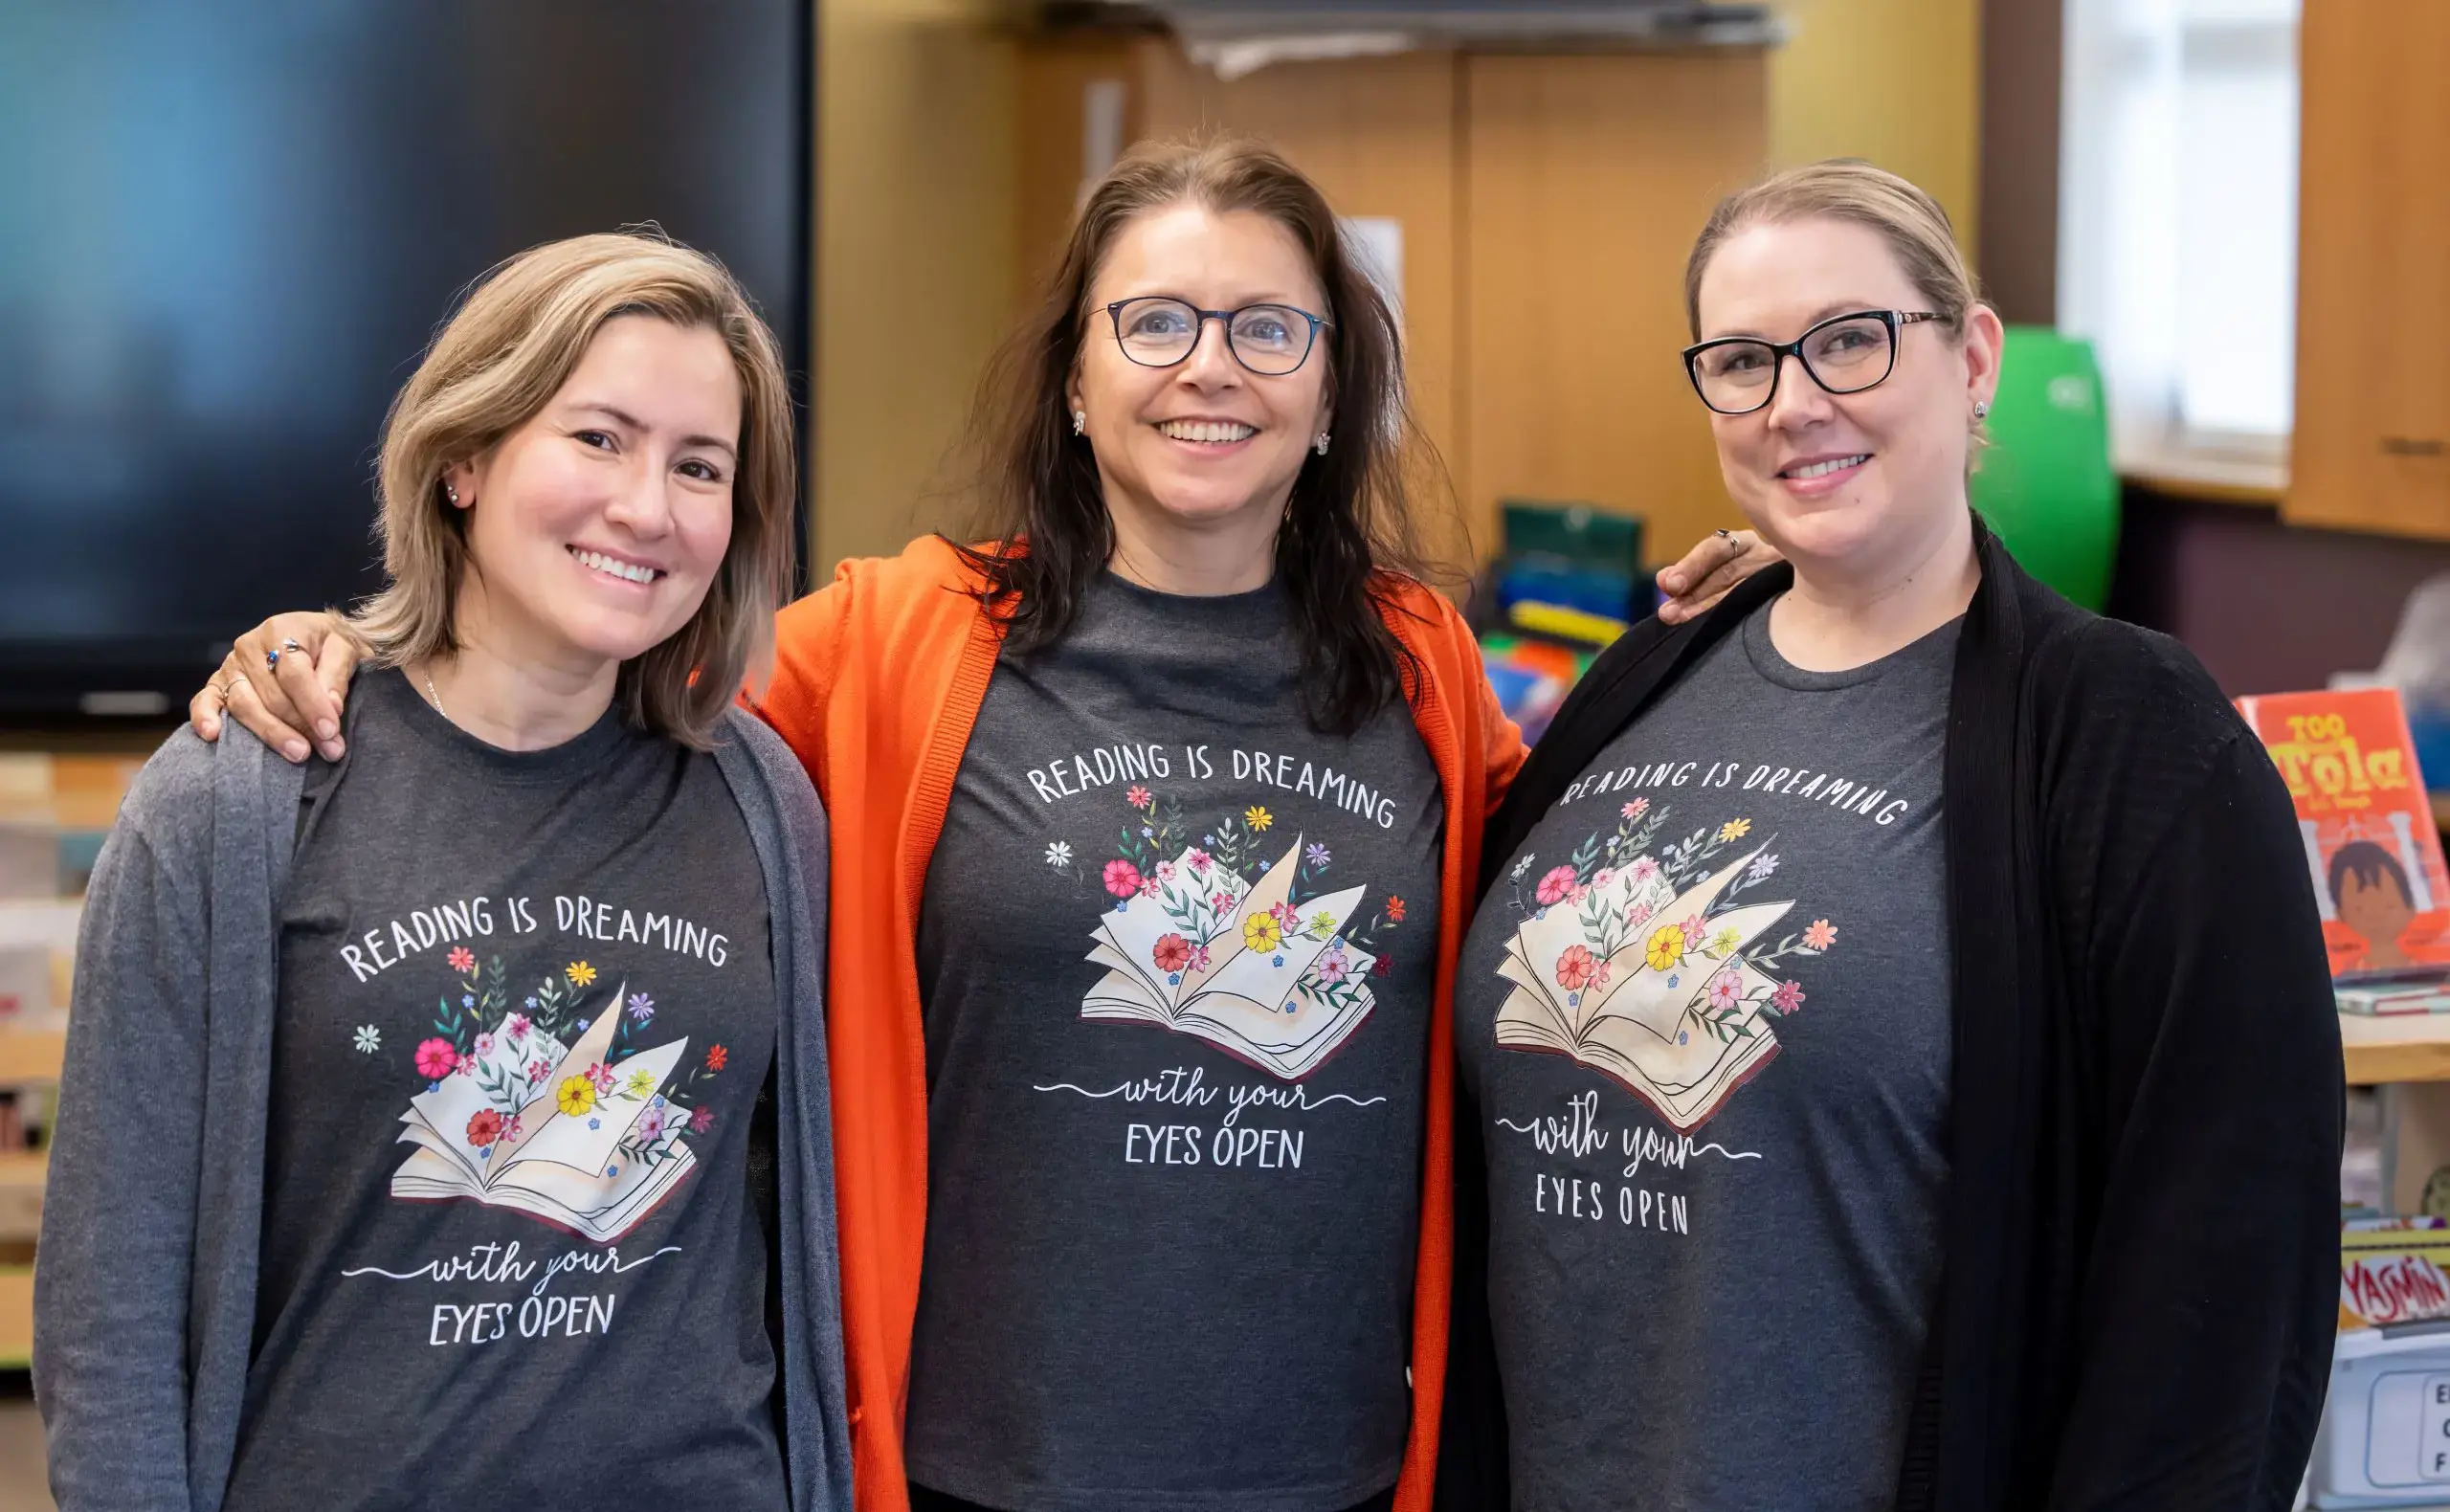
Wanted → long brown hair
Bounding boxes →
[956,135,1437,735]
[354,230,796,748]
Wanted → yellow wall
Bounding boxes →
[1767,0,1982,259]
[813,0,1021,569]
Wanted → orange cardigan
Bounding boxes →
[750,537,1524,1512]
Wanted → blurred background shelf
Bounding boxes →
[2343,1013,2450,1086]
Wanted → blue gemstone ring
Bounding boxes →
[264,647,280,670]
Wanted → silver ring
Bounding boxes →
[278,637,304,655]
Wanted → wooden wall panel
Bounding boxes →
[1462,51,1769,563]
[2288,2,2450,541]
[1015,38,1143,291]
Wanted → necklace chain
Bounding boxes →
[422,667,447,721]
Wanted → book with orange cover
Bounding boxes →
[2236,687,2450,981]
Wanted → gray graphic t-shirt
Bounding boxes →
[906,573,1444,1512]
[1457,604,1958,1512]
[225,669,785,1512]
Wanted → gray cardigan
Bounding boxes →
[33,711,855,1512]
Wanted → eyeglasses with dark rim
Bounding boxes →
[1682,309,1947,416]
[1105,296,1332,377]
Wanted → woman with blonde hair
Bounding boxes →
[39,232,853,1511]
[1442,161,2340,1509]
[188,138,1523,1512]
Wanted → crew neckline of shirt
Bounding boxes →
[1740,598,1965,693]
[368,665,638,783]
[1085,567,1290,641]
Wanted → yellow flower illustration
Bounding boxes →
[566,961,597,987]
[1243,912,1283,953]
[1717,818,1753,843]
[556,1074,597,1117]
[1710,925,1743,956]
[625,1068,657,1100]
[1644,923,1686,972]
[1245,806,1274,833]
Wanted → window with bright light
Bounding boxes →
[2059,0,2300,475]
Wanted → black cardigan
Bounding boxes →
[1439,524,2343,1510]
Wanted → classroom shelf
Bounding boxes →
[2343,1012,2450,1085]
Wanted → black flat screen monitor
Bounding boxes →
[0,1,811,718]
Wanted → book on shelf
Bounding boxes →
[2337,979,2450,1016]
[2237,686,2450,986]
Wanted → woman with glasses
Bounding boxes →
[184,137,1523,1512]
[1438,160,2341,1510]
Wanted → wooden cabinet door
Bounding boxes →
[2289,0,2450,540]
[1462,51,1768,562]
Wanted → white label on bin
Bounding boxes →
[2420,1373,2450,1480]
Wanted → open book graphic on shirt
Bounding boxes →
[1081,836,1378,1080]
[385,986,696,1244]
[1494,847,1795,1133]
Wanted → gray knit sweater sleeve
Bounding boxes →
[37,730,225,1508]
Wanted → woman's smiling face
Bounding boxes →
[1068,202,1333,545]
[1693,215,1998,572]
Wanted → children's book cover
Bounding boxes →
[2237,687,2450,980]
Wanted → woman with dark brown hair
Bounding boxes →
[188,138,1525,1512]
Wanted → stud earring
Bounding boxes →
[445,483,460,505]
[1072,410,1087,436]
[1314,432,1331,456]
[1972,401,1991,421]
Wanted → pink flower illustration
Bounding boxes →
[1629,857,1661,886]
[1681,916,1709,949]
[1536,866,1578,906]
[1590,961,1613,993]
[1152,934,1192,973]
[1622,798,1650,820]
[1212,891,1236,912]
[635,1104,670,1143]
[587,1061,617,1094]
[1318,949,1350,985]
[447,945,477,973]
[1103,859,1144,899]
[474,1034,495,1058]
[1555,945,1599,990]
[1126,784,1152,809]
[1156,861,1176,883]
[414,1038,458,1080]
[1772,979,1806,1014]
[465,1108,502,1147]
[1186,849,1212,872]
[1592,869,1616,889]
[526,1056,552,1081]
[691,1106,716,1135]
[501,1114,523,1143]
[1568,884,1590,905]
[1625,900,1655,930]
[1188,945,1213,973]
[1140,878,1162,899]
[1705,967,1745,1012]
[1804,919,1838,951]
[505,1013,531,1042]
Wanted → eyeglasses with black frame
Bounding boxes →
[1105,296,1332,377]
[1682,309,1946,416]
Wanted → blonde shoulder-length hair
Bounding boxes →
[350,230,795,749]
